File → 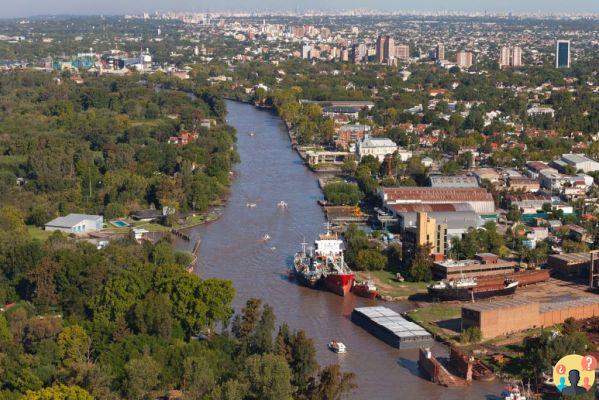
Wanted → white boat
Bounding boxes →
[277,201,288,208]
[262,234,271,241]
[501,385,527,400]
[246,202,257,208]
[249,131,255,136]
[328,341,347,354]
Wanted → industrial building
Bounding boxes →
[379,187,495,215]
[547,252,597,278]
[433,253,516,280]
[462,297,599,340]
[428,175,479,188]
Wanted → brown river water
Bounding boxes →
[184,100,505,399]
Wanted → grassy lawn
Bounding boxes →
[27,226,52,241]
[356,270,429,298]
[406,304,462,340]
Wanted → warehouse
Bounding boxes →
[433,253,516,280]
[379,187,495,215]
[547,252,595,278]
[462,297,599,340]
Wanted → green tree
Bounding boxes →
[306,364,357,400]
[57,325,91,368]
[124,354,161,400]
[407,245,433,282]
[355,249,387,271]
[130,291,173,340]
[182,356,215,398]
[243,354,293,400]
[250,304,276,355]
[23,385,93,400]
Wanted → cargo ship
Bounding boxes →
[315,227,354,296]
[352,279,378,299]
[293,241,323,288]
[292,225,354,296]
[427,277,518,301]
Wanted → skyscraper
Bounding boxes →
[556,40,571,68]
[375,35,385,63]
[456,51,473,68]
[395,44,410,61]
[435,43,445,61]
[375,35,396,64]
[511,46,523,67]
[499,46,511,68]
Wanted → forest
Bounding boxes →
[0,69,237,225]
[0,206,355,399]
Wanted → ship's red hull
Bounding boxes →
[352,284,378,299]
[324,273,355,296]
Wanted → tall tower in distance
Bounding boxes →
[375,35,385,63]
[499,46,511,68]
[556,40,571,68]
[511,46,523,67]
[435,43,445,61]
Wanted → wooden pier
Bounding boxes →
[171,229,191,241]
[186,237,201,273]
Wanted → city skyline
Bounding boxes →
[1,0,599,18]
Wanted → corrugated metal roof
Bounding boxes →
[45,213,102,228]
[462,298,537,312]
[382,187,493,202]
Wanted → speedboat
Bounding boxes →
[246,202,257,208]
[328,341,347,354]
[277,201,288,208]
[262,234,271,241]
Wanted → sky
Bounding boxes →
[1,0,598,18]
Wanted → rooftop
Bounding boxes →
[462,298,537,312]
[381,187,493,203]
[45,213,102,228]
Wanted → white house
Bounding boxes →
[356,135,411,162]
[45,214,103,234]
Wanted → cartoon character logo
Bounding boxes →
[553,354,596,394]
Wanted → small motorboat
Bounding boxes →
[277,201,288,208]
[262,234,271,241]
[352,279,378,299]
[328,341,347,354]
[246,202,257,208]
[249,131,255,136]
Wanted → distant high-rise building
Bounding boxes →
[376,35,395,63]
[556,40,570,68]
[395,44,410,61]
[435,43,445,61]
[341,48,349,62]
[302,44,312,59]
[499,46,511,68]
[511,46,523,67]
[499,46,523,68]
[456,51,473,68]
[351,43,367,63]
[375,35,385,63]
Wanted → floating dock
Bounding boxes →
[351,306,433,349]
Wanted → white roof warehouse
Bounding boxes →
[45,214,103,234]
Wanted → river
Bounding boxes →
[187,100,504,399]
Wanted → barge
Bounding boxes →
[351,306,433,349]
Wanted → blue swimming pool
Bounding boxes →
[110,220,129,228]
